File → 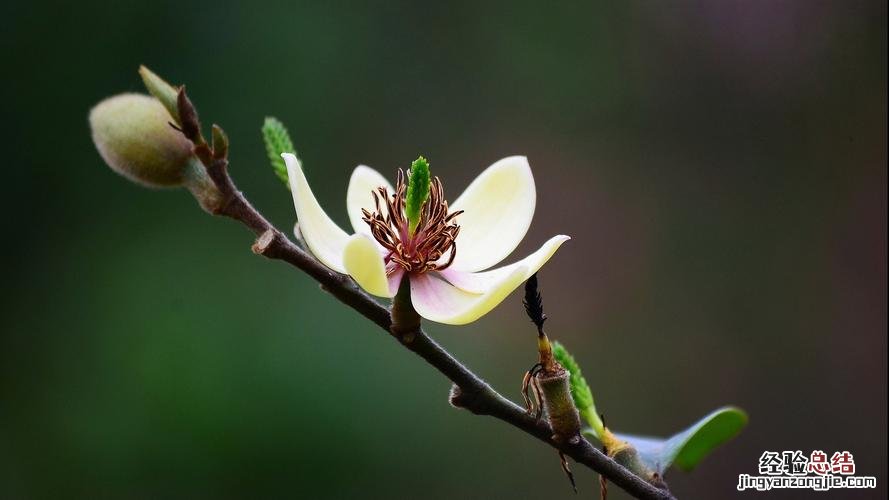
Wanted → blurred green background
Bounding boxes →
[2,1,886,498]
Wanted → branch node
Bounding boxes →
[448,384,494,416]
[252,229,277,255]
[448,384,465,409]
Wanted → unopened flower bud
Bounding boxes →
[89,93,225,213]
[89,93,194,187]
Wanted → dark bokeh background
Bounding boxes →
[2,1,886,498]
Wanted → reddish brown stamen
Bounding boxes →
[362,169,462,274]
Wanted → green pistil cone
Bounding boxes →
[405,156,431,234]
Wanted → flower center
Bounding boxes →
[362,169,463,274]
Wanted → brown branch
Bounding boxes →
[179,122,675,500]
[257,229,673,499]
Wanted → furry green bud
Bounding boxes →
[536,369,583,445]
[90,93,193,187]
[89,93,224,212]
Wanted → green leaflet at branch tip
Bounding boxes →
[405,156,431,234]
[262,117,295,189]
[607,406,748,474]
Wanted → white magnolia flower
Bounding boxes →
[284,153,569,325]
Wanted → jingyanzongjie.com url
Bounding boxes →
[737,474,877,491]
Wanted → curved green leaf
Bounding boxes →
[551,341,604,437]
[615,406,748,473]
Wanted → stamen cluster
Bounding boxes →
[362,169,463,274]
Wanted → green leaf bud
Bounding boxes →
[89,93,195,187]
[139,65,181,124]
[261,117,295,188]
[405,156,431,234]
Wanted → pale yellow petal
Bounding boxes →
[284,153,349,273]
[450,156,536,272]
[346,165,394,236]
[342,234,397,298]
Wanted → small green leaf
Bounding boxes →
[139,65,180,124]
[612,406,748,473]
[552,341,604,437]
[405,156,431,233]
[262,117,295,188]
